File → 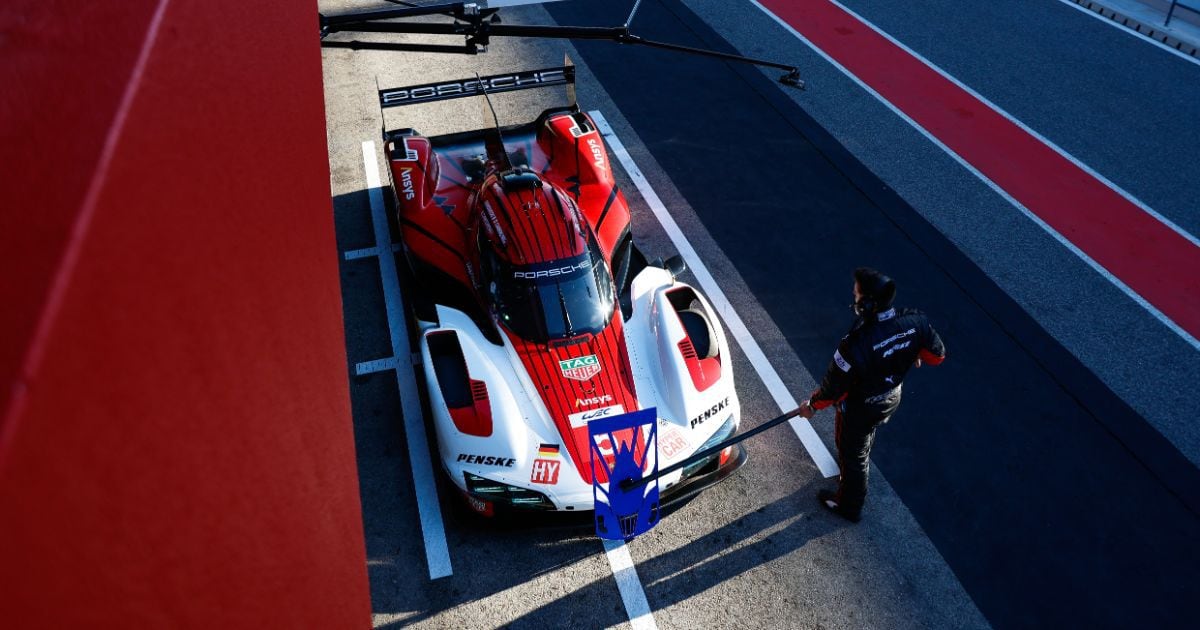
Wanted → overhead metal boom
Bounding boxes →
[319,1,805,88]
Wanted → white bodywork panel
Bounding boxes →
[418,265,740,511]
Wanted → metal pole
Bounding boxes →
[320,40,477,54]
[620,407,804,491]
[318,9,804,87]
[321,3,467,26]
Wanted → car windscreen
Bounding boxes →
[490,243,615,343]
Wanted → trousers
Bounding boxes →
[834,388,902,515]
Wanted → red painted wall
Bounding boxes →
[0,1,369,627]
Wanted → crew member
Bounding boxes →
[798,267,946,522]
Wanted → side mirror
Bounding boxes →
[665,254,687,279]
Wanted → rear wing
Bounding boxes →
[378,64,575,108]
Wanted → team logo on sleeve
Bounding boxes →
[559,354,601,381]
[834,350,852,372]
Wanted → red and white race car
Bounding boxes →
[382,66,745,517]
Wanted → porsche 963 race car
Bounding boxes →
[382,65,745,518]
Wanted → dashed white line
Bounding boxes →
[344,243,401,261]
[355,356,400,376]
[603,539,659,630]
[361,140,452,580]
[591,110,841,479]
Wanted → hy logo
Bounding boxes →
[560,354,601,381]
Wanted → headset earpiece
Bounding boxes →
[852,267,895,317]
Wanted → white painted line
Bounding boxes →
[591,111,841,478]
[355,356,400,376]
[603,539,659,630]
[345,246,381,260]
[1054,0,1200,68]
[361,141,453,579]
[748,0,1200,353]
[344,243,402,261]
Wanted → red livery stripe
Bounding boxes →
[757,0,1200,345]
[504,312,638,484]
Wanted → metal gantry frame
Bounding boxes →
[1166,0,1200,27]
[319,0,806,88]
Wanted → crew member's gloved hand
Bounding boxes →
[798,400,815,419]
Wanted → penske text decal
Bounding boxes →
[559,354,601,381]
[690,397,729,429]
[456,454,516,467]
[568,404,624,429]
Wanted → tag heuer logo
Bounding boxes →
[559,354,601,381]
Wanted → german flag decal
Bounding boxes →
[537,443,560,458]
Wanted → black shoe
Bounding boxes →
[817,489,861,523]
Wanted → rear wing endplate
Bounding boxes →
[378,64,575,108]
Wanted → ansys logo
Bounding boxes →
[559,354,601,381]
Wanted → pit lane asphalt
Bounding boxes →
[546,0,1200,627]
[323,0,1198,627]
[678,0,1200,471]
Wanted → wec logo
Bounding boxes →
[569,404,625,428]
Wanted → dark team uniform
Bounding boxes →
[809,306,946,517]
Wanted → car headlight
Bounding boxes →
[682,413,736,478]
[464,472,555,509]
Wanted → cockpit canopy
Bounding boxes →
[474,169,615,342]
[481,235,615,342]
